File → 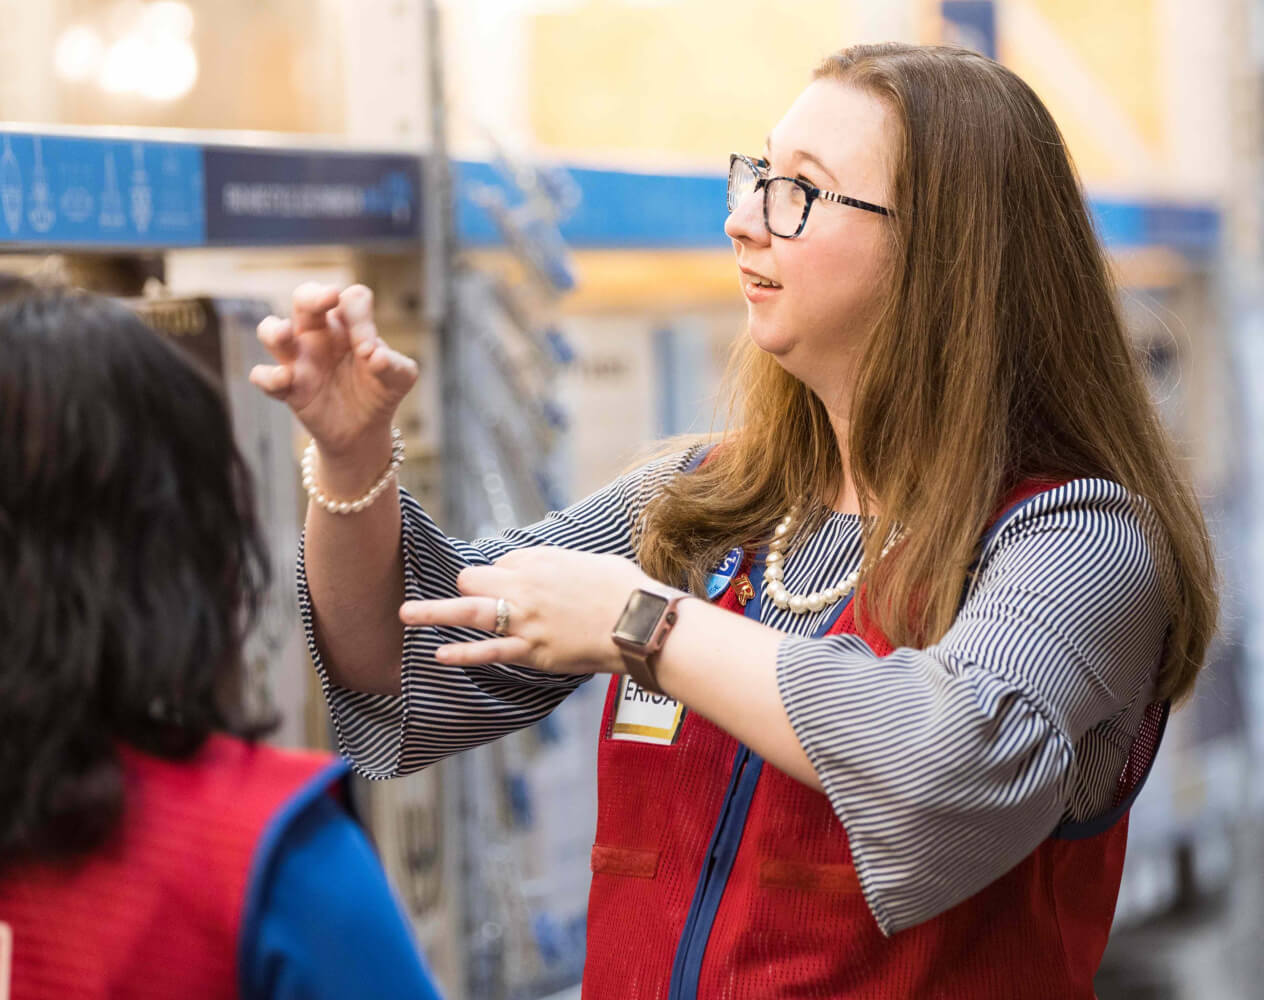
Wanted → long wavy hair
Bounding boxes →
[0,277,274,868]
[637,43,1217,704]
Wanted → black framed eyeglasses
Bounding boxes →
[727,153,891,238]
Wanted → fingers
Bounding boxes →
[289,282,349,354]
[284,282,353,361]
[338,284,379,356]
[400,597,499,631]
[340,283,374,325]
[256,315,299,363]
[454,566,517,599]
[292,282,342,334]
[248,363,295,400]
[336,285,419,388]
[276,280,413,400]
[434,637,531,667]
[366,341,420,392]
[401,598,532,665]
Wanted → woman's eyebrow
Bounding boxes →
[763,135,839,185]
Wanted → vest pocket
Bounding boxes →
[591,844,660,879]
[758,859,862,894]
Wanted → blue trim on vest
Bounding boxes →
[237,757,352,995]
[1051,699,1171,841]
[682,443,715,474]
[667,556,856,999]
[963,489,1053,592]
[666,556,764,1000]
[667,744,763,1000]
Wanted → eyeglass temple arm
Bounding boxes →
[817,189,891,217]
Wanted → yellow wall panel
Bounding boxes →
[528,0,849,162]
[1023,0,1162,149]
[1000,47,1135,185]
[564,249,741,313]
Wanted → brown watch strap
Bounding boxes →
[620,648,665,695]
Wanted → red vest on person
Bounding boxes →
[584,481,1165,999]
[0,734,340,1000]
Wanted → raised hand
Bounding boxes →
[249,282,418,458]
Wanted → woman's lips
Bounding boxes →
[742,278,782,302]
[739,267,781,302]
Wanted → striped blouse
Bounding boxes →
[298,448,1173,935]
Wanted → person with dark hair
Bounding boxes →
[0,279,442,1000]
[254,44,1219,998]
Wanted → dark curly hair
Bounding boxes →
[0,276,275,867]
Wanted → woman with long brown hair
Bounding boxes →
[253,43,1217,998]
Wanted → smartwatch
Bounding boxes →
[611,585,688,695]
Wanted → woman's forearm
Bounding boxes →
[303,431,407,696]
[653,598,821,790]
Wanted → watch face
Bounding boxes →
[614,590,670,646]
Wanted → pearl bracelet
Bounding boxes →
[301,428,406,515]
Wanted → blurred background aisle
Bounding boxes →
[0,2,1260,997]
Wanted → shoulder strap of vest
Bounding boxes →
[960,480,1068,605]
[683,442,717,474]
[1052,699,1170,840]
[981,479,1069,547]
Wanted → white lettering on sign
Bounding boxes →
[0,921,11,1000]
[610,676,685,745]
[222,183,368,219]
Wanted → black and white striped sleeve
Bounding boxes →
[775,480,1174,935]
[299,448,699,779]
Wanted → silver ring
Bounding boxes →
[494,598,511,636]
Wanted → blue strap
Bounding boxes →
[960,489,1054,599]
[666,745,763,1000]
[667,552,860,999]
[682,443,716,474]
[1051,700,1171,841]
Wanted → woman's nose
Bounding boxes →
[724,187,769,245]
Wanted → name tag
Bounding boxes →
[611,676,685,745]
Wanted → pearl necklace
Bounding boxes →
[764,508,903,615]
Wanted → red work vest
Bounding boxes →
[585,481,1166,999]
[0,734,343,1000]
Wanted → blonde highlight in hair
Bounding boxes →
[637,43,1217,703]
